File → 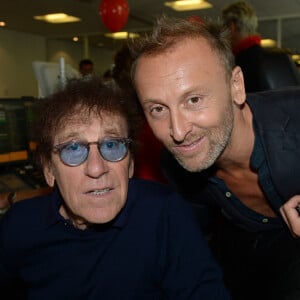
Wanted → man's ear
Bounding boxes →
[231,66,246,106]
[43,162,55,187]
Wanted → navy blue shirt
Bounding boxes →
[0,178,230,300]
[210,126,284,232]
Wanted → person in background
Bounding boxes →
[222,1,300,92]
[102,68,113,81]
[0,78,231,300]
[221,1,263,92]
[129,15,300,300]
[79,58,94,78]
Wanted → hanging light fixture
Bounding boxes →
[164,0,212,11]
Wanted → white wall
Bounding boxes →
[0,29,46,98]
[0,28,115,98]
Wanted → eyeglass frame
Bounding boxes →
[52,137,132,167]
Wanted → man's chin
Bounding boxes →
[175,155,214,173]
[175,156,200,172]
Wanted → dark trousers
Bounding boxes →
[209,217,300,300]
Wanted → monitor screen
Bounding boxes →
[0,97,37,164]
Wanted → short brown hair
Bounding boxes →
[128,15,235,85]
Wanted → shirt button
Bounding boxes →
[225,191,231,198]
[262,218,269,223]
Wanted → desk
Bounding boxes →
[0,163,51,217]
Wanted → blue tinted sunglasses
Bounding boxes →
[53,138,132,167]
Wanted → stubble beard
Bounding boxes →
[171,104,234,173]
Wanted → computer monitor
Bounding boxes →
[0,97,49,192]
[0,97,36,165]
[32,60,80,98]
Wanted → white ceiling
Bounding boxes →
[2,0,300,53]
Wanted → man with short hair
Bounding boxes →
[129,15,300,300]
[79,58,94,78]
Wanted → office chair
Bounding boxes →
[258,48,300,90]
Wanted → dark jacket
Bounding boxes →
[247,87,300,199]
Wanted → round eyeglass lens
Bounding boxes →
[100,140,128,161]
[60,142,88,166]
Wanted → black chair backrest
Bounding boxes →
[258,49,300,90]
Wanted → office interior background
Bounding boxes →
[1,0,300,99]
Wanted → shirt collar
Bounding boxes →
[250,122,264,170]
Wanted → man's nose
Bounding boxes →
[85,144,109,178]
[169,110,192,142]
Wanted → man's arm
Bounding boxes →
[280,195,300,237]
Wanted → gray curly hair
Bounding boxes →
[221,1,258,35]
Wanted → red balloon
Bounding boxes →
[99,0,130,32]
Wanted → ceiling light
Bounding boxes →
[261,39,277,48]
[34,13,81,24]
[291,54,300,65]
[72,36,79,42]
[292,54,300,61]
[164,0,212,11]
[104,32,140,39]
[0,21,6,27]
